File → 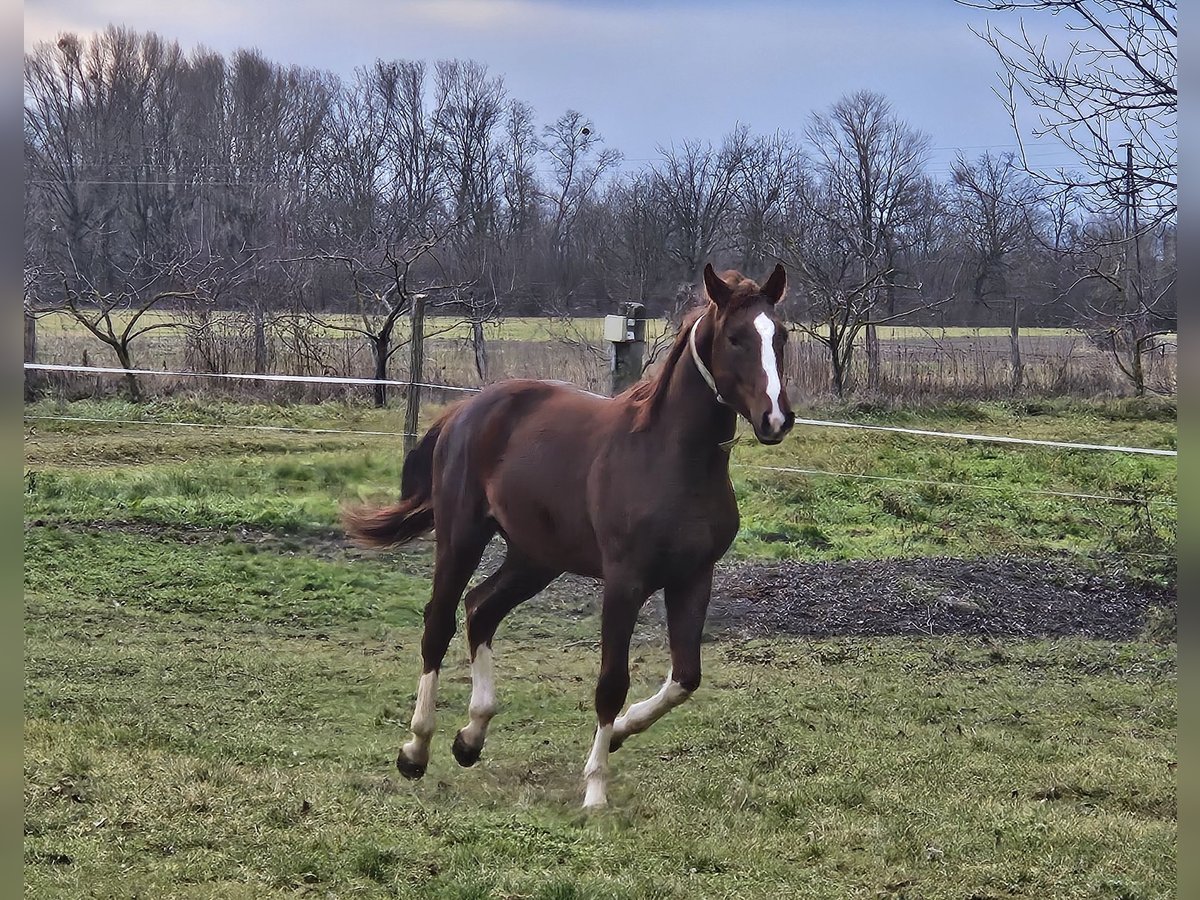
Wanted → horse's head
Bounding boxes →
[701,263,795,445]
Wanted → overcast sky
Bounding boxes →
[23,0,1086,179]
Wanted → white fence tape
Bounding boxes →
[24,363,1176,457]
[788,417,1176,457]
[23,414,415,438]
[24,363,481,394]
[24,415,1175,510]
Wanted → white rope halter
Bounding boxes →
[688,312,726,405]
[688,312,739,451]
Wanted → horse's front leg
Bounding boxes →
[583,574,647,809]
[610,566,712,753]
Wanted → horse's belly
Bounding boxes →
[486,463,603,577]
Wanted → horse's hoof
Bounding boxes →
[396,750,427,780]
[608,732,626,753]
[451,730,482,767]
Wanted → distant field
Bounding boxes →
[29,310,1177,402]
[34,309,1100,344]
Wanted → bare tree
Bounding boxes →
[540,110,621,274]
[389,60,446,231]
[24,29,169,286]
[1058,214,1174,395]
[433,60,505,238]
[961,1,1177,394]
[959,1,1176,224]
[217,49,333,256]
[780,181,898,398]
[27,248,255,401]
[596,172,674,310]
[797,92,937,393]
[950,151,1041,389]
[292,220,469,407]
[652,129,750,285]
[319,63,400,241]
[733,130,811,272]
[498,99,542,244]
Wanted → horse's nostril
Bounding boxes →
[761,411,773,434]
[784,410,795,429]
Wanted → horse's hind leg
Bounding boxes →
[451,553,558,767]
[396,518,494,780]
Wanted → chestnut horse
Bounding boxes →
[344,264,795,808]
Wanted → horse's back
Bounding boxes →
[447,379,614,455]
[434,379,618,575]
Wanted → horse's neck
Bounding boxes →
[652,326,737,467]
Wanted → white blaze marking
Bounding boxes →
[613,671,691,741]
[459,645,496,748]
[402,671,438,765]
[754,312,785,431]
[583,722,613,808]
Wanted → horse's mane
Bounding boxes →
[624,270,763,431]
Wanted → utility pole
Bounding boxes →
[1121,141,1135,315]
[1121,140,1147,395]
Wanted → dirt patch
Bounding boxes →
[29,520,1173,641]
[708,555,1173,641]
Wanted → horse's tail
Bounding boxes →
[342,412,449,549]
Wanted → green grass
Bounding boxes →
[24,396,1177,574]
[25,530,1176,899]
[729,399,1175,567]
[23,397,1176,897]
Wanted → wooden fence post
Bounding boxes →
[24,309,36,364]
[1010,297,1024,394]
[253,305,267,375]
[24,308,37,399]
[403,292,428,458]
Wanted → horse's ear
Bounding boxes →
[761,263,787,305]
[703,264,732,309]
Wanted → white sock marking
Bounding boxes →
[403,670,438,765]
[583,722,613,808]
[613,672,691,740]
[459,645,496,748]
[754,312,785,431]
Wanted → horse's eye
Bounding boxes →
[728,335,742,348]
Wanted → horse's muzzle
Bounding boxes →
[754,409,795,445]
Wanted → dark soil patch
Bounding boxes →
[28,519,1174,641]
[708,555,1174,641]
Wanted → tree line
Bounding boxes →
[24,8,1176,398]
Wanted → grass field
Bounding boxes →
[23,396,1177,567]
[23,397,1177,898]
